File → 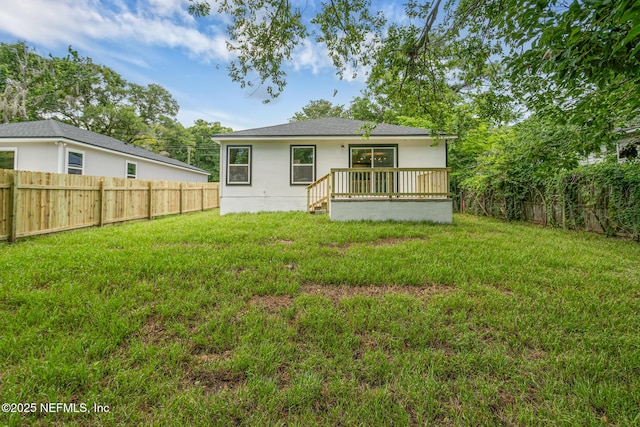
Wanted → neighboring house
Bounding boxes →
[212,117,455,222]
[616,127,639,163]
[580,127,640,165]
[0,120,209,182]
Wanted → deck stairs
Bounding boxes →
[309,200,328,214]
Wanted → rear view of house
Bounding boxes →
[0,120,209,182]
[213,118,455,223]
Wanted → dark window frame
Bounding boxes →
[226,145,252,185]
[290,145,316,185]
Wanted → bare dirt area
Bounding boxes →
[248,284,457,311]
[300,284,456,301]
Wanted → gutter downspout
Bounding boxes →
[55,140,67,173]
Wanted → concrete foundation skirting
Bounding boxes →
[330,198,453,223]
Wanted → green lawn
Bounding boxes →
[1,211,639,426]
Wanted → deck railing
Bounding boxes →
[306,172,330,212]
[307,168,450,212]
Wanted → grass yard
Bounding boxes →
[0,211,639,426]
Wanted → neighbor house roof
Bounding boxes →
[0,120,208,174]
[211,117,451,140]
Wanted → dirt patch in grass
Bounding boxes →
[249,295,295,312]
[488,391,517,424]
[318,236,430,252]
[373,236,429,246]
[192,349,234,364]
[249,284,455,311]
[320,236,429,251]
[276,239,295,245]
[300,284,456,301]
[260,239,295,247]
[183,367,246,393]
[138,315,174,345]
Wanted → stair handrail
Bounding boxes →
[306,172,331,212]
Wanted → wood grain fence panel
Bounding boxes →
[12,171,102,238]
[0,169,220,242]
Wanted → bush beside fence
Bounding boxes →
[0,170,219,242]
[457,161,640,241]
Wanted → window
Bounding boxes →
[291,145,315,185]
[227,145,251,185]
[0,148,17,170]
[126,161,137,179]
[66,149,84,175]
[349,145,397,194]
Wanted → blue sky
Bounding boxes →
[0,0,378,130]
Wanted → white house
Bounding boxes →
[580,126,640,165]
[0,120,209,182]
[213,118,455,222]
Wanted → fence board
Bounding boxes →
[0,170,219,242]
[0,170,11,240]
[460,190,619,236]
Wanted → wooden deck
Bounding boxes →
[307,168,450,214]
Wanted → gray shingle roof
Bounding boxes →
[212,117,445,139]
[0,120,208,174]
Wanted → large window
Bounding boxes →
[66,149,84,175]
[227,145,251,185]
[291,145,315,185]
[0,148,16,170]
[126,161,137,179]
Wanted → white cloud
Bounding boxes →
[290,41,333,74]
[178,107,252,130]
[0,0,233,62]
[147,0,193,20]
[0,0,373,80]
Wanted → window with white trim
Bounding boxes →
[0,148,17,170]
[227,145,251,185]
[66,149,84,175]
[126,161,137,179]
[291,145,315,184]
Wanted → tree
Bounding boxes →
[187,119,232,181]
[451,0,640,148]
[289,99,350,122]
[189,0,640,145]
[0,42,186,144]
[0,42,51,123]
[189,0,387,100]
[0,42,238,175]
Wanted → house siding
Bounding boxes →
[0,139,208,182]
[220,137,447,214]
[0,140,59,173]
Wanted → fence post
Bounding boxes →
[98,180,105,227]
[561,192,566,229]
[9,172,18,243]
[148,181,154,219]
[180,183,183,214]
[201,185,205,211]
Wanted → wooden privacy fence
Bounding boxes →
[0,170,219,242]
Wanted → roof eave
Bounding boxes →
[2,136,209,175]
[212,134,456,142]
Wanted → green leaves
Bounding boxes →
[289,99,350,122]
[219,0,309,100]
[0,41,233,179]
